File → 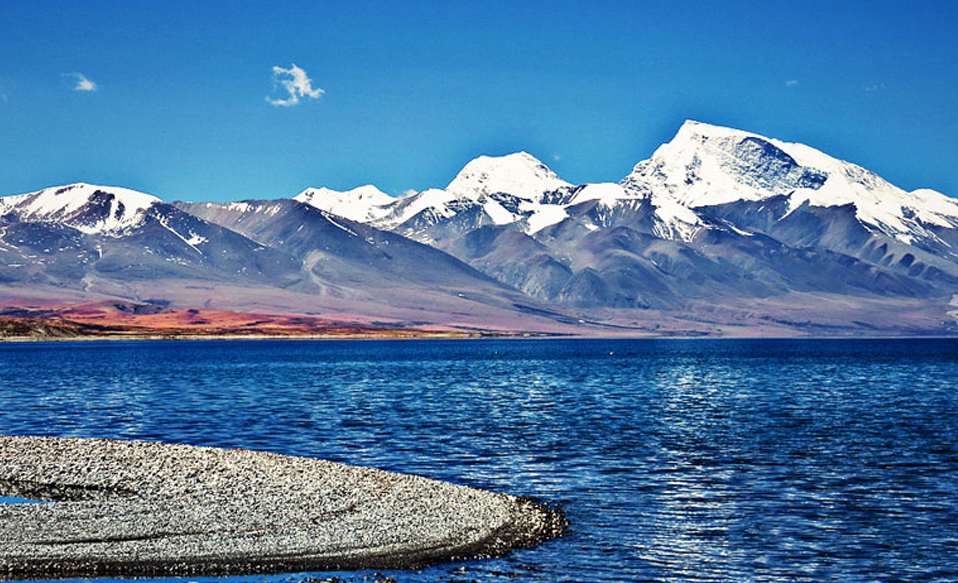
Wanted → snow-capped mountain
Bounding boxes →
[290,150,707,245]
[3,119,958,336]
[623,120,958,246]
[0,183,301,292]
[370,152,574,237]
[445,151,571,201]
[0,183,159,235]
[294,185,394,223]
[301,150,703,244]
[310,120,958,313]
[614,121,958,293]
[340,150,701,246]
[0,183,552,330]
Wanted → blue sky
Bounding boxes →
[0,0,955,202]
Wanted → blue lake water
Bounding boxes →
[2,338,958,582]
[0,496,44,504]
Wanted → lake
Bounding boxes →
[2,338,957,582]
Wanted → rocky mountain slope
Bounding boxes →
[175,198,535,309]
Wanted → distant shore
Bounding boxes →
[0,312,558,343]
[4,310,957,343]
[0,330,542,343]
[5,326,958,343]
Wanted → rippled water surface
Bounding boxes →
[3,338,958,582]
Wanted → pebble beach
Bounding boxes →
[0,436,565,579]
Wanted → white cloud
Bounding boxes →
[785,79,799,87]
[553,154,561,161]
[266,63,324,107]
[401,189,418,198]
[69,73,97,92]
[863,82,886,92]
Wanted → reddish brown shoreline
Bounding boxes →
[0,315,552,342]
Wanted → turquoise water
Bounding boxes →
[2,338,958,582]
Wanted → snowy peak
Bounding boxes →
[294,185,394,223]
[623,120,958,243]
[446,151,571,201]
[368,152,572,237]
[0,182,160,235]
[623,120,827,207]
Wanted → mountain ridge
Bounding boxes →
[2,120,957,337]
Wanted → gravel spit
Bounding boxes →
[0,436,565,579]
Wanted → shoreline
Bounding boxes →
[3,330,958,343]
[0,330,561,343]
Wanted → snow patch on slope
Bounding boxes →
[570,183,636,206]
[372,188,457,231]
[650,192,705,241]
[482,198,517,225]
[521,202,567,234]
[572,182,703,241]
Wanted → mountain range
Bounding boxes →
[2,120,956,337]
